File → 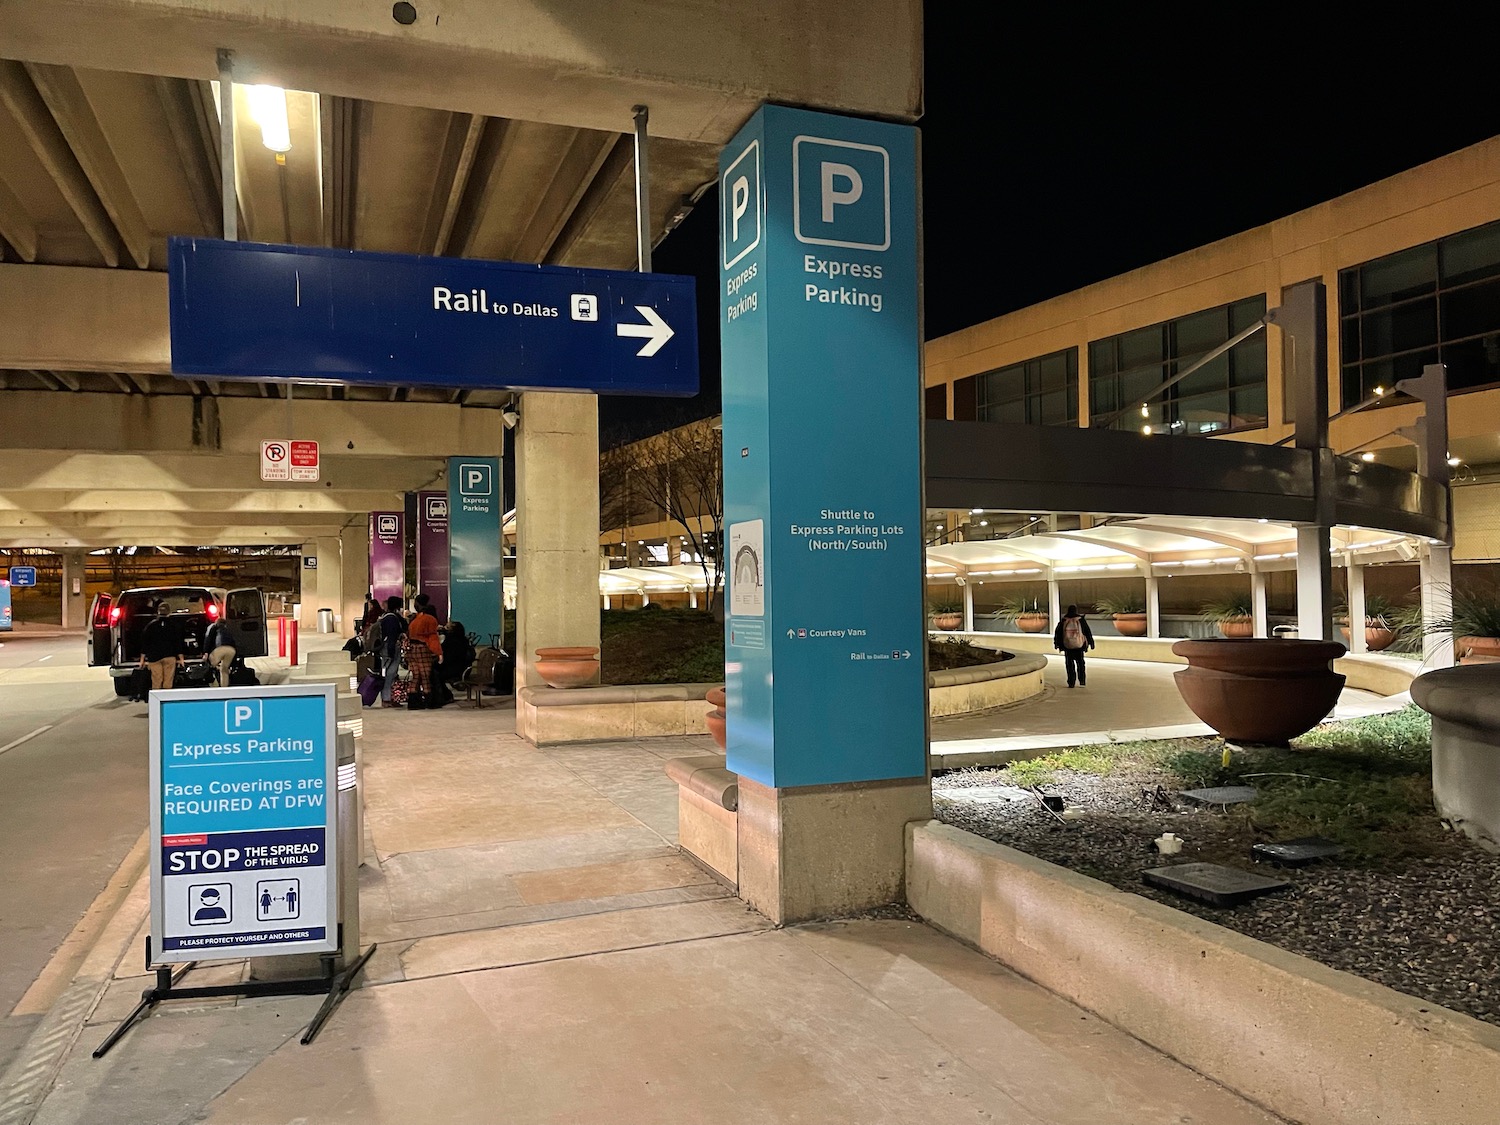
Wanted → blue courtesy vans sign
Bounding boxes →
[720,106,925,789]
[150,684,338,962]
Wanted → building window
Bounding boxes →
[1088,296,1267,435]
[1339,220,1500,406]
[974,348,1078,426]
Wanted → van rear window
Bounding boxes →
[119,589,214,615]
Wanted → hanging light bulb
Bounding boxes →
[246,85,291,153]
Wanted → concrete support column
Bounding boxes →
[1347,561,1368,654]
[1145,575,1160,639]
[338,523,369,639]
[60,549,88,629]
[1296,525,1333,641]
[737,775,932,926]
[1047,576,1061,632]
[688,587,699,609]
[962,581,974,632]
[515,392,601,710]
[297,536,345,635]
[1420,544,1455,668]
[1251,571,1269,639]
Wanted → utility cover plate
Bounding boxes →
[1143,862,1291,906]
[1250,836,1344,867]
[1179,785,1259,806]
[938,785,1033,804]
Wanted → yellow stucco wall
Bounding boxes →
[924,136,1500,468]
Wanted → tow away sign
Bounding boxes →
[261,440,318,482]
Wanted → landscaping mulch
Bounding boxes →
[933,713,1500,1027]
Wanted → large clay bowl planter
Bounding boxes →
[1339,622,1397,653]
[534,646,600,689]
[931,613,962,631]
[1171,638,1346,744]
[1016,612,1049,634]
[1459,636,1500,665]
[705,685,727,751]
[1216,617,1254,639]
[1113,612,1148,637]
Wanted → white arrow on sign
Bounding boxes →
[615,305,674,357]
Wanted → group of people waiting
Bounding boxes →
[350,594,475,709]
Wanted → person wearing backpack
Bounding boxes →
[1052,604,1096,688]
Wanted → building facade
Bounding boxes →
[924,136,1500,566]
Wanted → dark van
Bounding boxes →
[87,586,267,695]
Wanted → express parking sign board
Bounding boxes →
[150,685,338,962]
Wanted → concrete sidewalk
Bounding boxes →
[931,655,1408,768]
[18,704,1282,1125]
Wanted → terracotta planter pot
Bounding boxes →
[533,646,600,689]
[705,686,727,751]
[1459,636,1500,665]
[931,613,962,631]
[1016,612,1049,634]
[1216,617,1254,639]
[1172,638,1347,744]
[1112,612,1148,637]
[1339,622,1397,653]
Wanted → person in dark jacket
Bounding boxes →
[1052,604,1096,688]
[139,602,186,692]
[377,596,407,705]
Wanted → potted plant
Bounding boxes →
[1334,594,1398,652]
[1201,597,1254,638]
[1095,592,1148,637]
[998,595,1049,633]
[1172,637,1346,744]
[1398,584,1500,664]
[928,598,963,631]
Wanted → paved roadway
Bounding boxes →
[0,634,147,1073]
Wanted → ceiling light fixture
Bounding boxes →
[1361,451,1376,462]
[246,85,291,153]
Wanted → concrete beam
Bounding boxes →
[0,264,166,371]
[0,60,122,266]
[0,0,922,142]
[0,489,402,513]
[0,386,505,455]
[24,62,154,268]
[0,450,443,493]
[0,509,363,529]
[0,522,354,548]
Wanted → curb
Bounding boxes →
[0,836,150,1125]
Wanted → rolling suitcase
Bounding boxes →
[128,666,152,702]
[358,672,383,708]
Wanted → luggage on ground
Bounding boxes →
[358,672,383,707]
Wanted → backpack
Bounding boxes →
[1062,616,1085,650]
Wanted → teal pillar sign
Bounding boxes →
[720,105,924,789]
[447,456,502,643]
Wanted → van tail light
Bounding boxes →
[109,607,122,624]
[206,603,220,620]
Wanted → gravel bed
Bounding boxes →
[934,769,1500,1027]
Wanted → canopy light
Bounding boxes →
[1360,452,1376,462]
[1448,455,1462,467]
[246,85,291,153]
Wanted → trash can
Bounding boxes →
[317,608,335,634]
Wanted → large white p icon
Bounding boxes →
[466,469,484,491]
[820,162,863,223]
[234,705,253,727]
[731,175,750,241]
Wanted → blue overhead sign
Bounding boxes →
[721,105,924,790]
[8,566,36,587]
[149,685,338,963]
[167,238,699,396]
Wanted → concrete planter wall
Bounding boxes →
[1412,664,1500,850]
[1171,637,1346,743]
[907,820,1500,1125]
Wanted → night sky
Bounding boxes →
[600,15,1497,443]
